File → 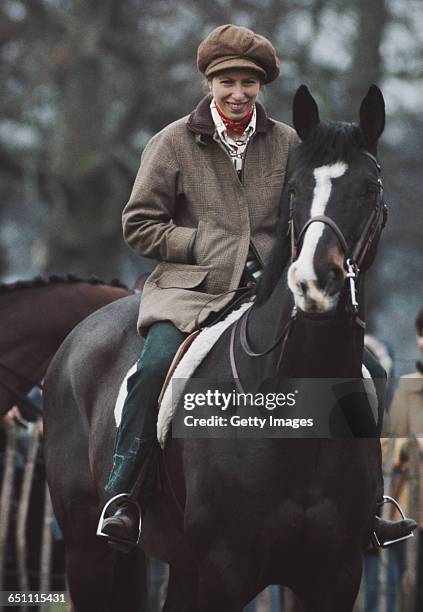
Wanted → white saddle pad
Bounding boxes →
[113,302,252,445]
[158,302,252,447]
[114,305,378,446]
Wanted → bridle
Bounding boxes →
[229,151,388,389]
[288,151,388,311]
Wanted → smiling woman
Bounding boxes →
[208,70,261,127]
[97,23,299,552]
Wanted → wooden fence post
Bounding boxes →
[401,437,420,612]
[0,423,17,590]
[39,484,54,608]
[378,438,396,612]
[16,422,40,609]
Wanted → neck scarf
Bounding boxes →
[215,103,254,137]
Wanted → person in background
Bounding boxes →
[389,306,423,612]
[363,335,404,612]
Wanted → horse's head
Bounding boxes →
[286,85,386,314]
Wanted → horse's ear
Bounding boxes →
[293,85,320,141]
[359,85,385,154]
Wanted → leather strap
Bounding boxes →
[289,150,387,272]
[352,199,383,268]
[296,215,352,260]
[194,285,253,331]
[229,306,296,393]
[239,306,294,358]
[229,318,246,394]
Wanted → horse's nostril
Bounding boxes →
[299,281,308,295]
[326,266,343,295]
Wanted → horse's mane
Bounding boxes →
[255,121,366,305]
[293,121,365,170]
[0,273,129,294]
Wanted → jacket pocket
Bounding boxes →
[155,264,209,290]
[264,170,285,186]
[192,220,208,264]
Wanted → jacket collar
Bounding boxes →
[187,95,274,138]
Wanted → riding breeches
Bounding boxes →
[104,321,187,498]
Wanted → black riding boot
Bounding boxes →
[100,441,160,551]
[373,515,417,547]
[98,321,187,551]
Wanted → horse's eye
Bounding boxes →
[363,186,378,202]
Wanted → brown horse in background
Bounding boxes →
[0,274,131,417]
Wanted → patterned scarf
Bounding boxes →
[215,103,254,136]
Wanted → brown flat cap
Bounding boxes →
[197,24,280,84]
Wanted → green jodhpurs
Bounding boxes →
[105,321,187,498]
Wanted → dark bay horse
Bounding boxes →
[0,275,130,417]
[44,85,387,612]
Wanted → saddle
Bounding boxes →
[113,303,252,443]
[157,330,201,405]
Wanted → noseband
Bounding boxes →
[288,151,388,311]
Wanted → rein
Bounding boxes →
[229,305,296,394]
[194,285,254,331]
[239,303,295,358]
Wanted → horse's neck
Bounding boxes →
[283,310,364,378]
[250,277,291,340]
[242,276,364,380]
[239,275,295,375]
[0,283,128,360]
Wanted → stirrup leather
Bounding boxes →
[96,493,142,546]
[372,495,414,548]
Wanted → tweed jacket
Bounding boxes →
[122,95,298,334]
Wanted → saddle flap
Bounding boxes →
[157,330,201,406]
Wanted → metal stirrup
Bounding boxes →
[96,493,142,545]
[372,495,414,548]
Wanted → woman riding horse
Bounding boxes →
[99,24,415,549]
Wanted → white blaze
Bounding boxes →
[288,161,348,310]
[297,162,347,280]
